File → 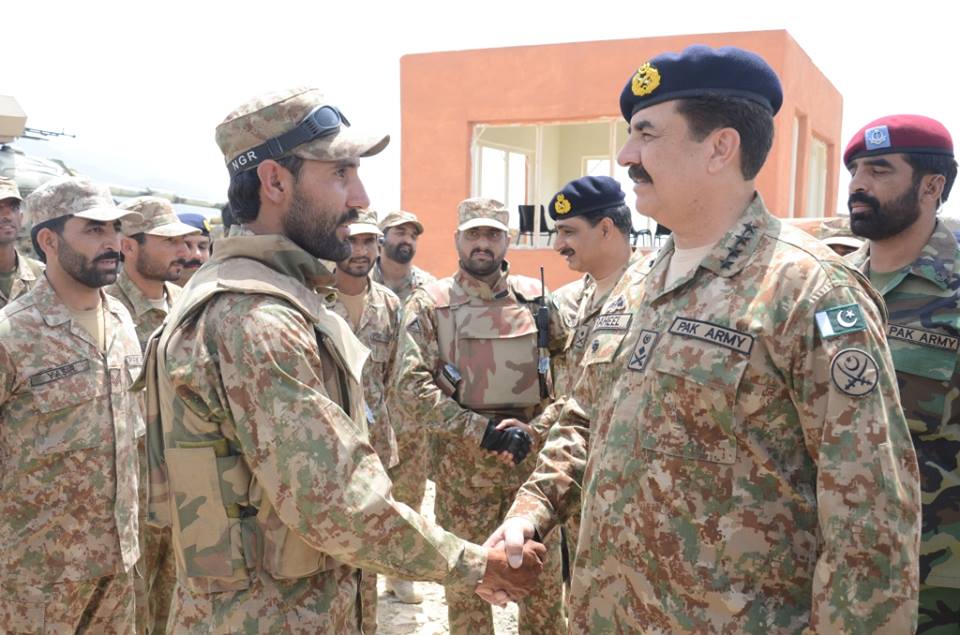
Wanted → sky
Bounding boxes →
[6,0,960,217]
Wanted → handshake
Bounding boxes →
[475,517,544,606]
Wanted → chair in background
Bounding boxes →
[630,225,653,248]
[517,205,556,246]
[654,223,672,247]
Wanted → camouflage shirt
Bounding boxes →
[146,231,485,632]
[332,278,401,469]
[393,265,568,489]
[849,219,960,590]
[373,260,436,302]
[0,276,142,585]
[105,269,182,348]
[509,196,921,633]
[0,250,43,309]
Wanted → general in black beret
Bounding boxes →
[619,45,783,122]
[548,175,626,221]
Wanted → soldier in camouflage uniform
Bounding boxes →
[141,87,546,634]
[176,212,213,285]
[0,177,143,632]
[394,197,568,634]
[487,45,922,633]
[105,196,197,634]
[844,114,960,634]
[374,209,436,604]
[0,176,43,308]
[332,209,403,633]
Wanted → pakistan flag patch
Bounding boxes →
[815,304,866,338]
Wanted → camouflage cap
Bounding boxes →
[0,176,22,202]
[379,210,424,235]
[215,87,390,174]
[119,196,200,237]
[457,197,509,232]
[24,176,141,227]
[348,209,383,237]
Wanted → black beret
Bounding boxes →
[548,176,625,221]
[177,212,211,237]
[619,45,783,122]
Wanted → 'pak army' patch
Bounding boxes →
[815,304,866,338]
[830,348,879,397]
[627,329,660,372]
[668,317,754,355]
[887,323,960,352]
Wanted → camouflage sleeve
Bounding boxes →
[218,300,487,585]
[784,282,920,633]
[393,290,489,443]
[0,341,13,407]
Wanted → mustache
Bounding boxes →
[848,192,880,213]
[339,209,360,225]
[470,249,494,258]
[183,259,204,268]
[559,248,575,257]
[94,250,121,263]
[628,164,653,184]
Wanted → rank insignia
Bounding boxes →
[606,295,626,312]
[554,194,572,215]
[631,62,661,97]
[627,329,659,372]
[830,348,879,397]
[815,304,866,338]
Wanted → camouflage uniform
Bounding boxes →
[106,270,182,635]
[143,231,487,634]
[373,259,438,514]
[0,277,142,633]
[0,250,44,309]
[332,276,402,634]
[508,196,922,633]
[395,256,568,634]
[849,219,960,631]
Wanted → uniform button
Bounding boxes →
[591,339,599,352]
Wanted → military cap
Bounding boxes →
[548,176,625,221]
[177,212,212,237]
[348,209,383,237]
[119,197,200,237]
[844,114,954,166]
[216,87,389,176]
[24,176,140,227]
[379,210,424,235]
[619,45,783,122]
[457,197,509,232]
[0,176,22,202]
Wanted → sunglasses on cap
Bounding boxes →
[227,105,351,177]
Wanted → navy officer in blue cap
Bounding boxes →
[485,45,920,633]
[176,212,212,284]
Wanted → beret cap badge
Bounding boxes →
[631,63,661,97]
[554,194,572,215]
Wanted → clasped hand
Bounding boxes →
[475,517,542,606]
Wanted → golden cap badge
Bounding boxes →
[554,194,572,215]
[631,62,661,97]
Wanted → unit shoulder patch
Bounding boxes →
[830,348,879,397]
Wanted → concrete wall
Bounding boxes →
[400,30,842,288]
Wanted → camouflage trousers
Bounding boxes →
[388,435,429,513]
[134,524,176,634]
[918,586,960,634]
[359,570,378,635]
[169,564,363,634]
[0,569,135,634]
[436,483,566,635]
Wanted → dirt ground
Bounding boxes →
[375,481,519,634]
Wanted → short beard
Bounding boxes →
[338,258,374,278]
[459,252,503,278]
[58,239,120,288]
[849,185,921,241]
[135,251,183,282]
[384,241,414,264]
[284,186,356,261]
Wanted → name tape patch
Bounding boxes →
[887,323,960,352]
[668,317,754,355]
[29,359,92,387]
[592,313,632,332]
[627,329,660,372]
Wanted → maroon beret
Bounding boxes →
[844,114,953,166]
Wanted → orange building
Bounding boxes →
[399,30,842,287]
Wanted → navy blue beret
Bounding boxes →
[177,212,211,236]
[619,45,783,122]
[548,176,626,221]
